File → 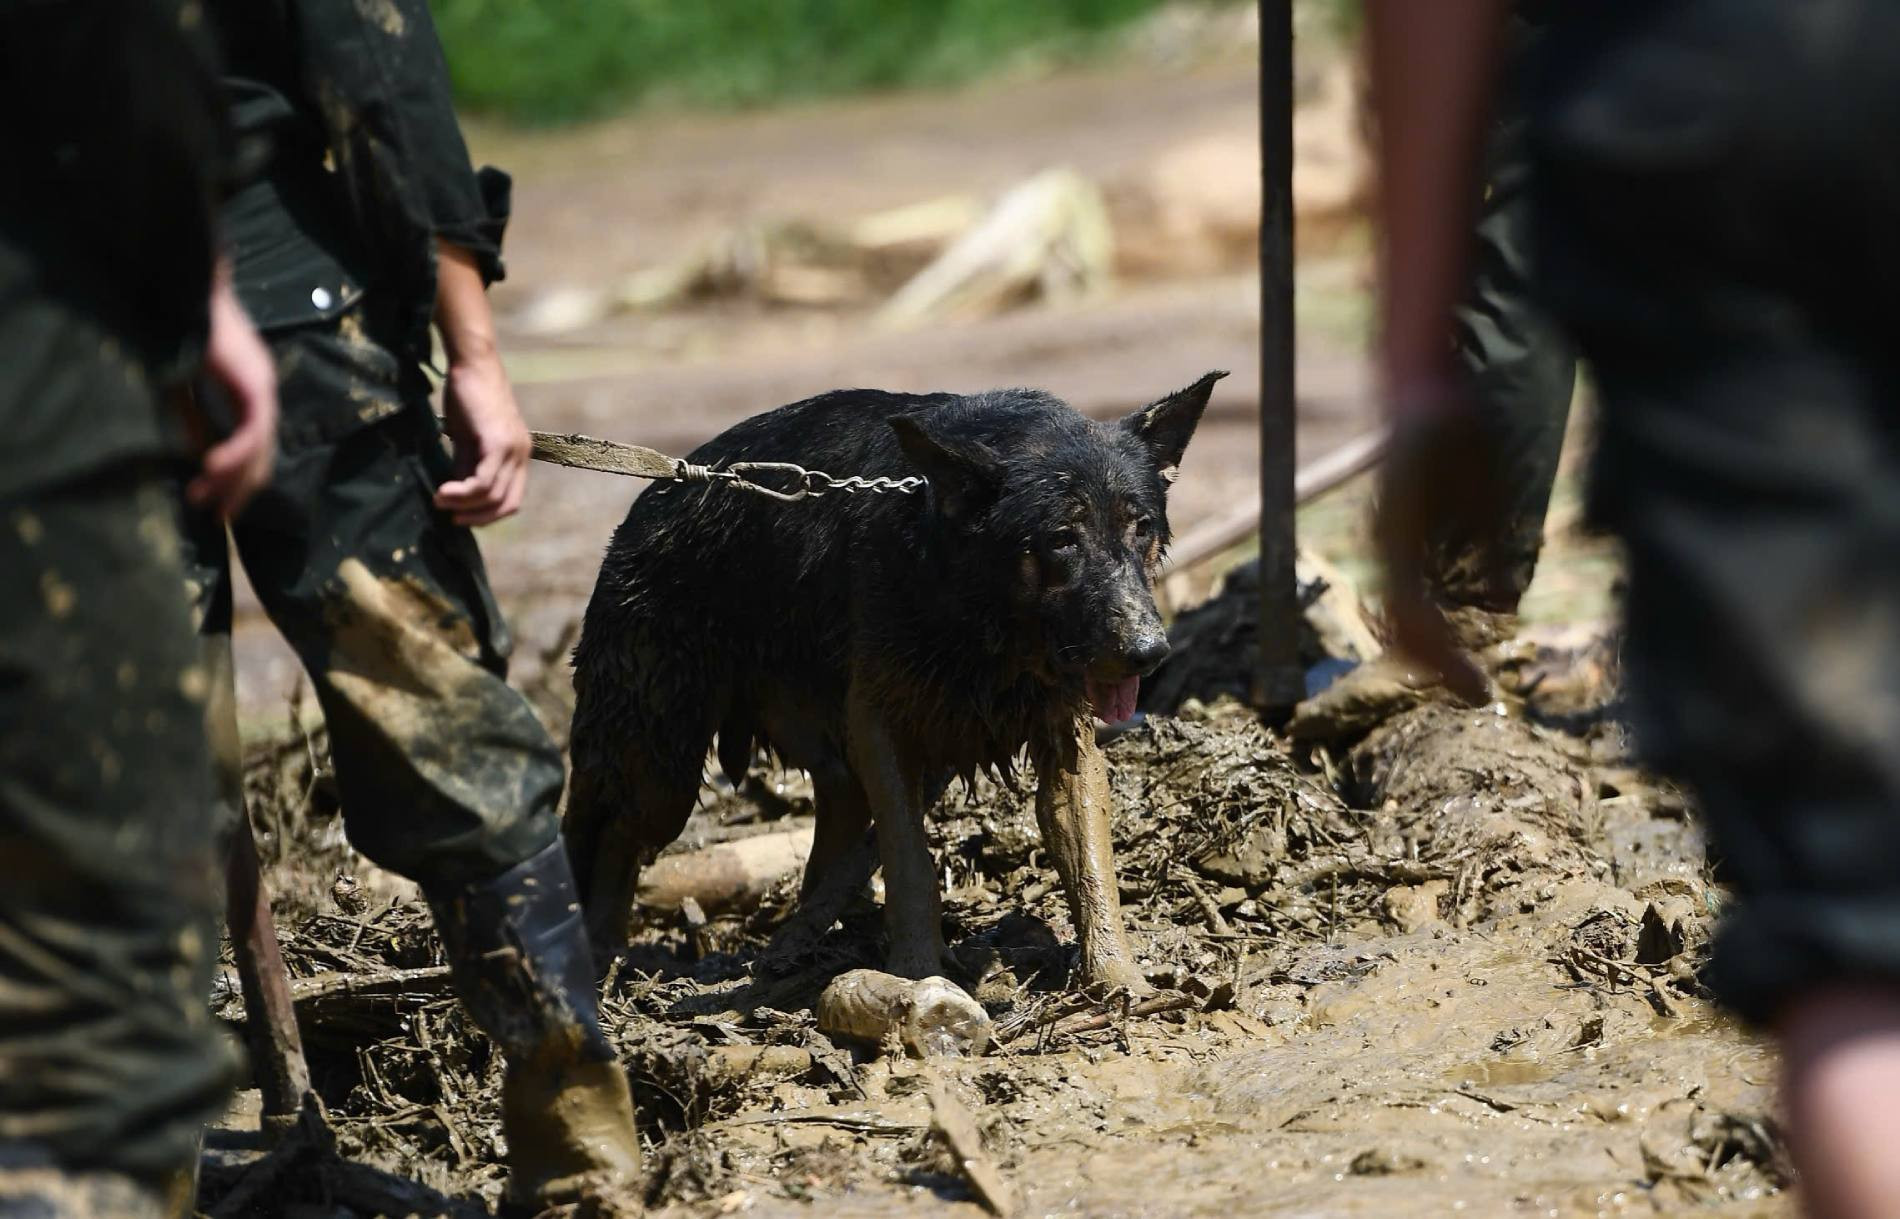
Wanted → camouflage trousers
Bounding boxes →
[180,301,563,893]
[0,463,241,1188]
[1532,0,1900,1025]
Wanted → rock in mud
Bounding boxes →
[816,969,993,1058]
[1351,703,1591,825]
[1381,880,1448,933]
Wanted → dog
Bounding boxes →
[563,371,1223,988]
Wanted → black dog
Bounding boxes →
[565,371,1224,987]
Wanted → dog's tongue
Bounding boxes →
[1086,675,1141,725]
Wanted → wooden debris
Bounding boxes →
[637,825,815,916]
[927,1074,1021,1218]
[876,168,1112,328]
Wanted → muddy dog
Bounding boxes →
[564,371,1223,989]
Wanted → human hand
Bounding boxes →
[1373,396,1506,706]
[435,350,530,526]
[189,262,278,517]
[432,241,528,526]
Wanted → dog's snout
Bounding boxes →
[1122,633,1170,675]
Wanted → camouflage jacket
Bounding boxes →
[207,0,509,363]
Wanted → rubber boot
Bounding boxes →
[158,1147,199,1219]
[428,841,643,1212]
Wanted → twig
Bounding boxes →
[1455,1086,1516,1113]
[1042,994,1198,1041]
[928,1070,1021,1218]
[706,1110,924,1136]
[1561,947,1640,988]
[1179,868,1232,936]
[290,964,452,1005]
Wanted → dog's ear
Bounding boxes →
[1121,369,1227,484]
[889,415,1005,520]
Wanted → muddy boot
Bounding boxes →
[428,841,643,1213]
[158,1151,199,1219]
[1441,604,1520,654]
[1287,655,1441,744]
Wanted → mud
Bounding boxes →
[203,634,1789,1217]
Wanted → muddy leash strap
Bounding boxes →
[529,429,926,503]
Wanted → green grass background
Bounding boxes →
[431,0,1299,124]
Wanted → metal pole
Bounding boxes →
[1255,0,1304,717]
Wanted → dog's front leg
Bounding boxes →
[1033,714,1148,992]
[847,694,946,979]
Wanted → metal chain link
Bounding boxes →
[528,427,925,503]
[674,460,926,503]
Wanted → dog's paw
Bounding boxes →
[1079,954,1154,997]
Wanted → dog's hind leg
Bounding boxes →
[564,736,702,970]
[758,762,875,974]
[801,763,876,905]
[1032,714,1150,994]
[846,697,951,980]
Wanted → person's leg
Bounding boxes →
[229,303,639,1204]
[174,502,316,1137]
[232,306,563,891]
[1780,986,1900,1219]
[1301,18,1577,732]
[0,466,240,1211]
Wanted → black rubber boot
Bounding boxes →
[428,841,642,1212]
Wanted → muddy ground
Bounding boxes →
[201,23,1792,1219]
[203,556,1793,1218]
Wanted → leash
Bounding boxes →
[528,429,926,503]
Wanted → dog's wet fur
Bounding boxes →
[565,371,1224,985]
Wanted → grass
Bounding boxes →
[432,0,1244,125]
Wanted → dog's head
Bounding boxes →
[889,370,1224,722]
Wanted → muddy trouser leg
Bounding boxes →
[220,308,638,1203]
[1582,345,1900,1028]
[219,312,564,891]
[1427,38,1578,633]
[1529,0,1900,1026]
[0,466,241,1212]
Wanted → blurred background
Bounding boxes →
[235,0,1620,717]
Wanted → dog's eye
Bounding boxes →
[1049,528,1080,554]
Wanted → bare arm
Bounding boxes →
[1366,1,1510,702]
[1368,0,1509,408]
[433,240,530,526]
